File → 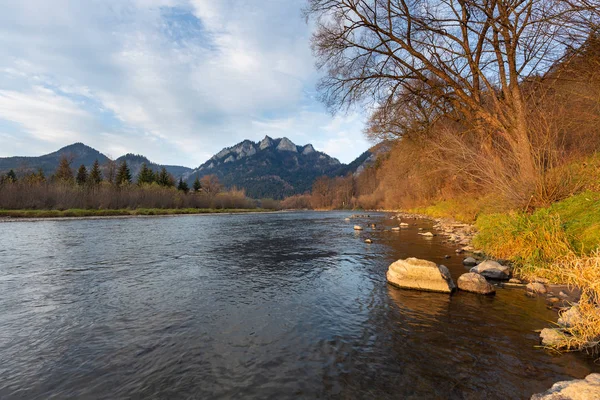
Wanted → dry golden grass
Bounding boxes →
[542,251,600,356]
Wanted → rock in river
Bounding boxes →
[526,282,547,294]
[558,306,583,328]
[463,257,478,266]
[539,328,568,348]
[354,225,363,231]
[470,260,511,280]
[386,258,456,293]
[457,273,495,295]
[531,373,600,400]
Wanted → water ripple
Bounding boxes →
[0,211,597,399]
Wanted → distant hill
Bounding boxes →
[116,154,193,181]
[186,136,381,199]
[0,143,192,179]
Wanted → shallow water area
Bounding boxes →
[0,211,597,399]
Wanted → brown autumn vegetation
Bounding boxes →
[304,0,600,212]
[0,181,258,211]
[0,159,269,211]
[306,36,600,213]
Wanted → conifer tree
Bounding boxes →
[76,165,88,186]
[177,177,189,193]
[137,163,155,185]
[193,175,202,192]
[115,160,132,186]
[89,160,103,185]
[157,167,174,187]
[36,168,46,183]
[54,156,74,184]
[6,169,17,183]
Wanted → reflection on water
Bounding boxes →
[0,212,597,399]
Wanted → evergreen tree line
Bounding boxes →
[0,156,269,210]
[1,156,207,194]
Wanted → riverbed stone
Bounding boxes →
[364,238,373,244]
[547,297,561,304]
[457,273,495,295]
[354,225,363,231]
[526,282,548,294]
[558,306,583,328]
[470,260,511,280]
[540,328,568,348]
[386,258,456,293]
[531,373,600,400]
[463,257,478,266]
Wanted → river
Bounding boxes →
[0,211,597,399]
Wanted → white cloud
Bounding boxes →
[0,86,96,143]
[0,0,370,166]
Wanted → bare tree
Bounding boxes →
[306,0,600,194]
[200,174,223,196]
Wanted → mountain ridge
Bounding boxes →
[0,138,385,199]
[185,136,345,199]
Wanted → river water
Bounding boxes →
[0,211,597,399]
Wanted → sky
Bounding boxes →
[0,0,370,167]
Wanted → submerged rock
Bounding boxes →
[386,258,456,293]
[470,260,511,280]
[354,225,363,231]
[391,227,401,232]
[457,273,496,295]
[531,373,600,400]
[364,238,373,244]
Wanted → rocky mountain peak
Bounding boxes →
[276,137,297,152]
[301,144,315,155]
[259,135,274,150]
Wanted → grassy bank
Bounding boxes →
[0,208,268,219]
[412,191,600,356]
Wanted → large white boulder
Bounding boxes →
[531,373,600,400]
[470,260,511,280]
[386,258,456,293]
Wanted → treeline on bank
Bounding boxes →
[0,158,279,211]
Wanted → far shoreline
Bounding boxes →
[0,208,280,222]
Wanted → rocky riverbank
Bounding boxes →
[386,212,597,399]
